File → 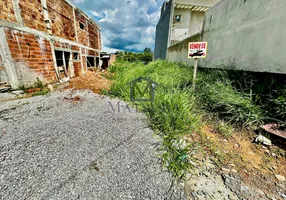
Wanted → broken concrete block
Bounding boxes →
[275,175,286,182]
[60,77,70,83]
[48,84,54,92]
[12,90,24,95]
[221,168,231,173]
[255,135,272,146]
[0,87,10,93]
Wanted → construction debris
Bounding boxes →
[62,71,111,94]
[59,77,70,84]
[275,175,286,182]
[47,84,54,92]
[262,124,286,140]
[255,135,272,146]
[0,87,10,93]
[11,90,24,95]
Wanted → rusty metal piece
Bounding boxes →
[262,124,286,140]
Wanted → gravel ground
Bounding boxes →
[0,90,185,200]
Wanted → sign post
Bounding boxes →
[188,42,208,91]
[193,58,198,90]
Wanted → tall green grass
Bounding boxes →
[109,60,199,181]
[196,80,263,127]
[108,60,266,180]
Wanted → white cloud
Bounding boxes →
[70,0,164,52]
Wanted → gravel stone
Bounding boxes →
[0,90,186,200]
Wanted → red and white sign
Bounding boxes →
[188,42,208,59]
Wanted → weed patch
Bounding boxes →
[109,61,200,181]
[108,60,284,181]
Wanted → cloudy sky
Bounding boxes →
[70,0,164,52]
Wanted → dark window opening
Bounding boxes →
[175,15,181,22]
[96,57,100,67]
[55,50,64,66]
[79,22,85,30]
[73,52,79,60]
[87,56,95,68]
[55,50,70,78]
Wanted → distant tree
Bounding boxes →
[115,48,153,64]
[144,48,152,54]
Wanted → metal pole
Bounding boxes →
[193,58,198,91]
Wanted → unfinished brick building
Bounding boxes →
[0,0,102,88]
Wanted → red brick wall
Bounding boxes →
[81,56,87,72]
[0,0,16,22]
[88,21,100,50]
[53,40,71,49]
[87,50,99,57]
[1,0,101,51]
[110,54,116,64]
[5,28,57,83]
[75,9,89,46]
[98,30,102,50]
[73,62,82,76]
[1,1,102,86]
[19,0,46,32]
[48,0,76,42]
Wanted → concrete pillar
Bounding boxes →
[0,28,20,88]
[12,0,23,25]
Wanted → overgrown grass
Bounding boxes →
[32,89,50,97]
[108,60,278,180]
[109,60,200,181]
[196,80,263,127]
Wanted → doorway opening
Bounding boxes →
[87,56,95,68]
[55,50,71,79]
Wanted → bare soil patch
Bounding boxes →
[61,71,112,94]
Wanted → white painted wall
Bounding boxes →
[167,33,201,66]
[188,11,205,37]
[171,8,190,41]
[171,9,206,44]
[201,0,286,74]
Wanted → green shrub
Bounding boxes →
[267,89,286,129]
[145,89,198,134]
[32,89,50,96]
[196,77,263,127]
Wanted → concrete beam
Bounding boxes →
[49,41,60,80]
[0,20,100,53]
[73,8,79,43]
[41,0,53,35]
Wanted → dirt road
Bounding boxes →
[0,90,185,200]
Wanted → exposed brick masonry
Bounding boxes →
[0,0,102,86]
[5,28,57,83]
[19,0,46,32]
[48,0,76,41]
[0,0,16,22]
